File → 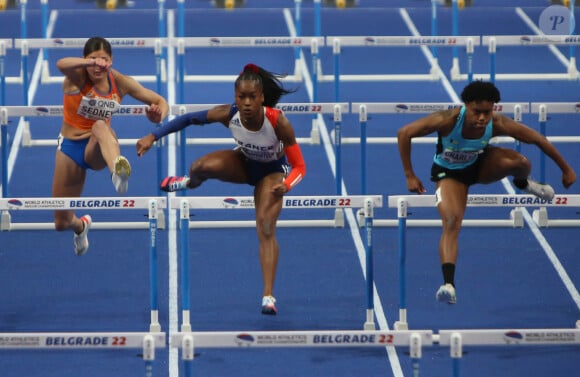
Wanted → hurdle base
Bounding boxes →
[334,208,345,227]
[1,210,11,231]
[364,308,376,330]
[533,207,548,227]
[510,207,524,227]
[394,321,409,331]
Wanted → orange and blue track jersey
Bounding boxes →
[63,71,122,131]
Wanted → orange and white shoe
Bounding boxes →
[73,215,92,256]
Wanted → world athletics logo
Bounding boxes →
[503,331,524,344]
[235,333,254,346]
[6,199,23,208]
[222,198,239,208]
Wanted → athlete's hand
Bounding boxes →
[146,104,164,124]
[136,134,156,157]
[406,175,426,194]
[272,182,288,196]
[563,168,577,189]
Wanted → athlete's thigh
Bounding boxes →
[254,173,284,222]
[435,178,469,219]
[52,150,87,197]
[477,146,521,183]
[199,149,248,183]
[84,135,107,170]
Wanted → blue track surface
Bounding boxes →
[1,1,579,377]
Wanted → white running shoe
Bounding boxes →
[261,295,277,315]
[73,215,92,256]
[112,156,131,194]
[523,178,555,200]
[436,283,456,304]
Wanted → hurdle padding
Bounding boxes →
[13,37,168,85]
[170,36,324,83]
[0,332,166,375]
[439,328,580,377]
[478,35,580,82]
[321,35,479,100]
[0,104,157,147]
[0,195,166,230]
[0,196,166,332]
[389,194,580,330]
[171,195,382,332]
[171,329,432,377]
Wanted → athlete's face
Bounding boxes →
[464,100,494,129]
[85,49,112,80]
[234,79,264,122]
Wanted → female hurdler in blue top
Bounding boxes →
[397,80,576,305]
[136,64,306,315]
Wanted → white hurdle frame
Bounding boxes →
[388,194,580,331]
[0,331,166,376]
[0,195,166,374]
[0,104,156,148]
[171,329,431,377]
[171,36,323,84]
[321,36,479,101]
[13,37,167,85]
[478,35,580,82]
[171,195,383,333]
[0,196,166,332]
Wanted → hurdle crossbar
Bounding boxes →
[171,329,433,349]
[0,196,167,230]
[13,37,168,84]
[171,36,324,83]
[387,194,580,228]
[476,35,580,82]
[0,105,155,147]
[322,36,480,86]
[170,194,381,228]
[0,332,166,349]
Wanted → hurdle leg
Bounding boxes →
[182,334,195,377]
[450,332,462,377]
[143,334,156,377]
[363,198,376,330]
[394,199,409,330]
[410,332,422,377]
